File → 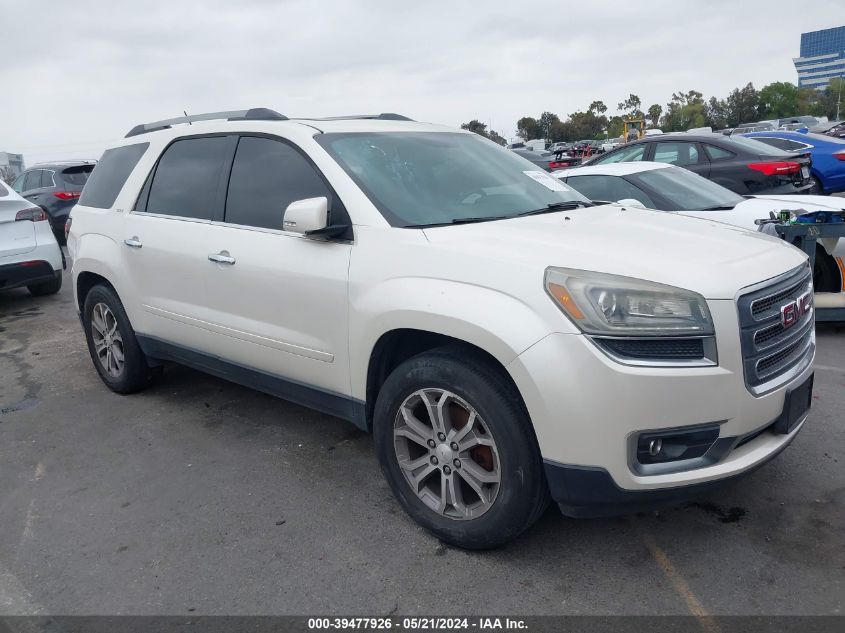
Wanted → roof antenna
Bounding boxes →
[184,110,191,125]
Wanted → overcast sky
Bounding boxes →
[2,0,842,164]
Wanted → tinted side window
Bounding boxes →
[752,137,793,151]
[80,143,150,209]
[146,137,230,219]
[40,170,54,188]
[23,170,42,191]
[566,175,655,208]
[594,144,646,165]
[225,136,333,230]
[704,144,734,160]
[653,142,700,166]
[11,174,24,192]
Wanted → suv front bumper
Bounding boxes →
[506,299,813,515]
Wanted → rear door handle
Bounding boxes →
[208,251,236,265]
[124,237,142,248]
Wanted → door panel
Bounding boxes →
[121,134,235,351]
[121,214,214,352]
[204,225,352,394]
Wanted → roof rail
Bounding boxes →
[294,113,414,122]
[31,159,98,167]
[125,108,288,138]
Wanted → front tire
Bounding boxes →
[373,347,549,549]
[814,247,842,293]
[82,284,160,394]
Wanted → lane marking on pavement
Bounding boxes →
[636,526,719,633]
[0,559,45,615]
[813,364,845,374]
[34,462,45,481]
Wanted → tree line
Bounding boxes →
[461,79,844,145]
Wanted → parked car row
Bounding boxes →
[584,132,815,195]
[11,160,96,244]
[741,131,845,195]
[554,161,844,292]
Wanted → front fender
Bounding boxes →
[349,277,558,399]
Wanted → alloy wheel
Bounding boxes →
[393,388,501,520]
[90,303,125,378]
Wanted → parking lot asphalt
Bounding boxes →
[0,258,843,617]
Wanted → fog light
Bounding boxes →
[648,438,663,457]
[636,425,720,465]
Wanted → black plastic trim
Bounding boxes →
[136,335,367,430]
[0,260,57,290]
[544,427,799,518]
[227,108,288,121]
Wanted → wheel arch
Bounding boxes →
[363,328,531,431]
[71,233,126,313]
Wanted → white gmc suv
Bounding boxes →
[69,109,815,549]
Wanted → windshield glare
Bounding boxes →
[630,166,744,211]
[317,132,589,227]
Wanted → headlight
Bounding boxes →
[545,267,714,337]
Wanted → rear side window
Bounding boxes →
[145,137,230,220]
[23,170,42,191]
[704,144,734,160]
[80,143,149,209]
[653,142,700,166]
[224,136,333,230]
[751,137,794,151]
[40,170,55,188]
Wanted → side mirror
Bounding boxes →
[616,198,647,209]
[283,197,328,234]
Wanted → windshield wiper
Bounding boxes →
[518,200,594,216]
[699,204,736,211]
[405,216,509,228]
[450,216,509,225]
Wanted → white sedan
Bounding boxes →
[0,179,64,296]
[554,161,845,293]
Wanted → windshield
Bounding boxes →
[629,166,744,211]
[316,132,589,227]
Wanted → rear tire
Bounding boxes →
[28,272,62,296]
[82,283,161,394]
[373,346,549,550]
[807,177,823,196]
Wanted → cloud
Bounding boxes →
[1,0,841,163]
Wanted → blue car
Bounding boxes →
[742,131,845,195]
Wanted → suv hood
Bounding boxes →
[423,205,806,299]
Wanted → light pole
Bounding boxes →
[837,73,842,121]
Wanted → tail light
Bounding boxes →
[53,191,82,201]
[549,161,572,169]
[747,161,801,176]
[834,150,845,162]
[15,207,48,222]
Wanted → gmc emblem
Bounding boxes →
[781,291,813,329]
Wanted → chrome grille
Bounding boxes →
[737,265,814,394]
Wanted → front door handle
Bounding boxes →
[208,251,236,265]
[124,237,142,248]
